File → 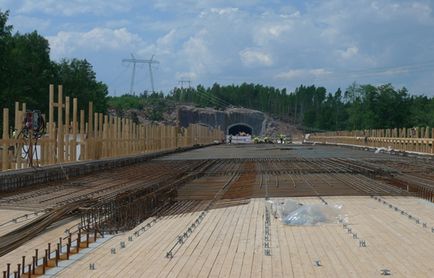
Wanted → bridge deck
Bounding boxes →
[0,144,433,277]
[55,196,434,278]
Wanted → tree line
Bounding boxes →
[0,10,108,130]
[169,82,434,132]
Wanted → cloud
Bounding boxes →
[309,68,332,77]
[275,68,331,80]
[3,0,434,95]
[275,69,305,80]
[210,7,239,15]
[9,15,51,32]
[18,0,134,16]
[176,71,197,81]
[104,19,131,29]
[47,27,145,58]
[338,46,359,60]
[0,0,14,8]
[239,49,273,66]
[182,32,213,76]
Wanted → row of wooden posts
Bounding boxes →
[309,127,434,154]
[0,85,224,171]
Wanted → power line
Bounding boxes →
[122,54,160,94]
[175,80,232,107]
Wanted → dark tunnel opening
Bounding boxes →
[228,124,253,136]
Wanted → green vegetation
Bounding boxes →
[107,92,170,121]
[169,83,434,132]
[0,10,108,127]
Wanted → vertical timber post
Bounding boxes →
[86,102,93,160]
[2,108,9,171]
[71,98,78,161]
[57,85,64,163]
[65,96,70,162]
[48,85,55,165]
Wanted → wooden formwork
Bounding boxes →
[310,127,434,154]
[0,85,224,171]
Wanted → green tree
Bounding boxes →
[55,59,108,113]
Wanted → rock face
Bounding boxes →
[178,106,266,135]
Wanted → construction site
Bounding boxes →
[2,1,434,276]
[0,140,433,277]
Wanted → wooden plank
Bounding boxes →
[274,200,295,278]
[160,204,227,278]
[44,196,434,278]
[227,199,255,278]
[250,200,264,277]
[57,202,199,277]
[122,202,208,278]
[209,201,249,277]
[329,196,433,277]
[194,205,241,277]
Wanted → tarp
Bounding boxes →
[269,198,342,226]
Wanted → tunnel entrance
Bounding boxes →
[227,124,253,136]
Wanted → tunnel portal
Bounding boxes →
[227,124,253,136]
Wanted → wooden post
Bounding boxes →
[88,102,93,136]
[122,118,126,155]
[49,85,54,125]
[14,102,24,169]
[48,85,55,165]
[14,102,19,133]
[57,85,64,163]
[111,117,115,157]
[93,112,98,159]
[2,108,9,171]
[86,102,93,160]
[98,113,103,158]
[78,109,84,160]
[71,98,78,161]
[102,115,107,157]
[117,117,121,156]
[432,128,434,154]
[65,96,70,162]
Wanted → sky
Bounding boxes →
[1,0,434,96]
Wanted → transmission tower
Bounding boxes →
[178,80,191,88]
[122,54,159,94]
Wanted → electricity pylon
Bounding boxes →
[122,54,159,94]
